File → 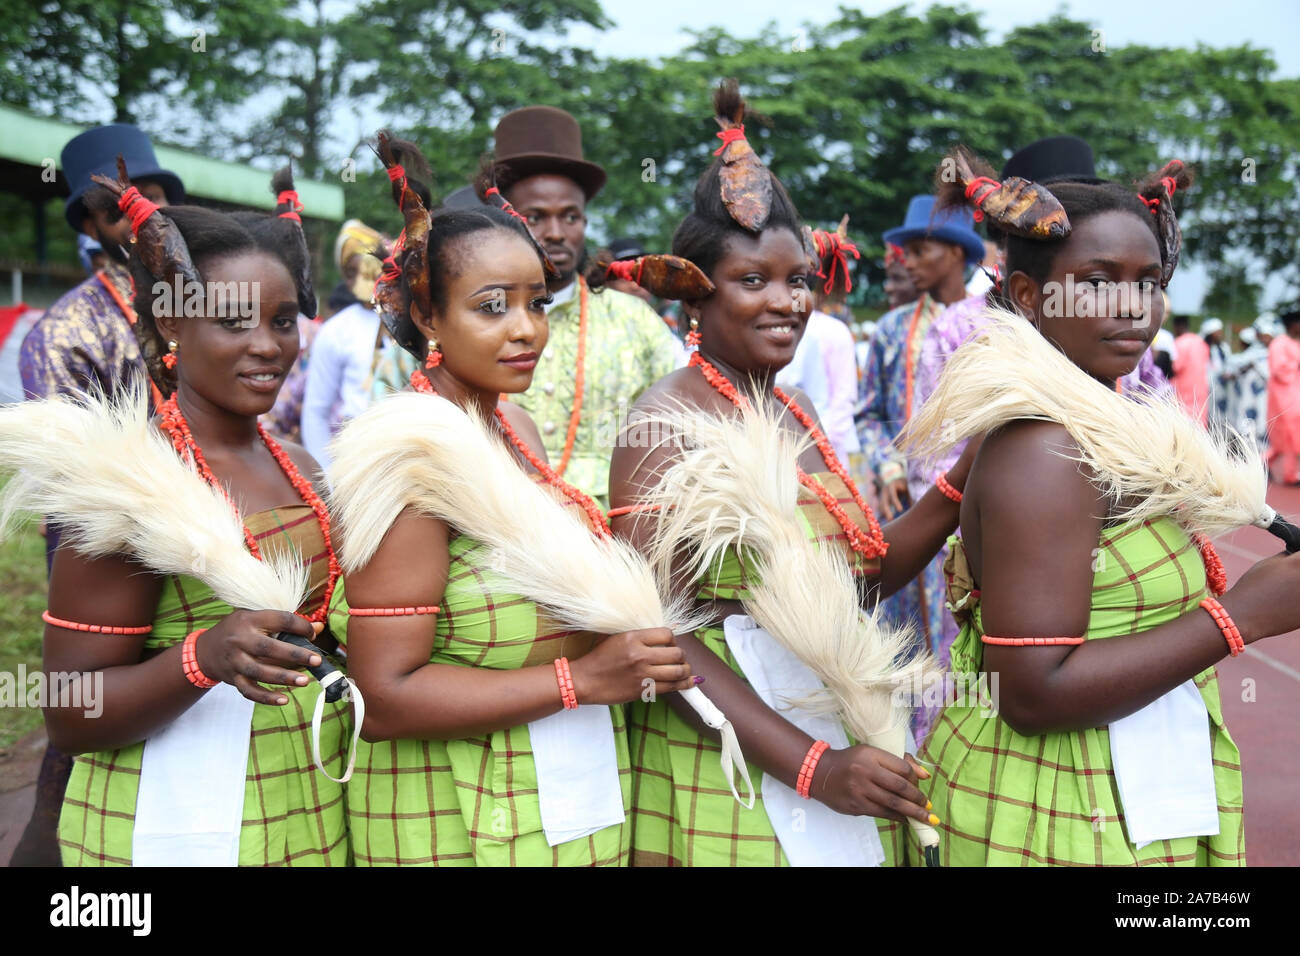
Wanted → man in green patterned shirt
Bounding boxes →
[491,106,679,505]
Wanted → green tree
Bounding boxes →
[0,0,286,142]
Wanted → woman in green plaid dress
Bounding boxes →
[337,148,697,866]
[607,84,973,866]
[59,509,350,866]
[43,203,350,866]
[904,150,1300,865]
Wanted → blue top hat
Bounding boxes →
[61,124,184,231]
[882,195,985,265]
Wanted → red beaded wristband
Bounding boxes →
[554,657,578,710]
[935,472,963,504]
[795,740,830,798]
[347,605,440,617]
[181,629,217,689]
[1199,597,1244,656]
[42,610,152,635]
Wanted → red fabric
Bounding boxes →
[276,189,303,221]
[809,229,860,295]
[963,176,1001,222]
[0,303,27,347]
[713,126,746,155]
[605,258,644,284]
[117,186,159,234]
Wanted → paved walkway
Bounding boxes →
[3,485,1298,866]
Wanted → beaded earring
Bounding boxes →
[163,341,178,370]
[685,316,702,350]
[425,339,442,368]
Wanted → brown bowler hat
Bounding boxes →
[492,106,607,200]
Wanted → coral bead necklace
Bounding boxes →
[410,369,611,537]
[687,350,888,560]
[157,394,340,623]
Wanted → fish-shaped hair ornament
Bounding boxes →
[936,147,1071,241]
[89,155,201,396]
[712,79,773,232]
[90,155,202,290]
[590,249,715,300]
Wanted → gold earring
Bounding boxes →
[163,340,178,370]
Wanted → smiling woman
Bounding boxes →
[5,197,353,867]
[603,81,974,867]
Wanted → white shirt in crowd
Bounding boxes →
[776,310,861,462]
[301,302,381,470]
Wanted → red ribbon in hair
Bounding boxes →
[276,189,303,222]
[379,229,407,284]
[1140,160,1183,216]
[606,257,645,285]
[386,164,406,183]
[963,176,1002,223]
[810,229,860,295]
[485,186,530,225]
[116,186,159,235]
[883,243,905,266]
[714,126,746,155]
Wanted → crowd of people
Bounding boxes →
[4,82,1300,868]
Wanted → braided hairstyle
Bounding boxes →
[373,136,553,361]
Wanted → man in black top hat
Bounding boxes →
[489,106,678,504]
[10,123,182,868]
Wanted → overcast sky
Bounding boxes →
[567,0,1299,77]
[549,0,1296,311]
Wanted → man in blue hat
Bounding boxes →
[854,193,982,734]
[19,123,184,408]
[9,124,182,869]
[859,193,984,519]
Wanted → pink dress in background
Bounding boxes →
[1267,334,1300,483]
[1172,332,1210,427]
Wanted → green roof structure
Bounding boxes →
[0,104,344,219]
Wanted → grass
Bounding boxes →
[0,519,49,749]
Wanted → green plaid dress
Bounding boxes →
[59,506,351,867]
[341,484,633,866]
[627,472,905,866]
[909,516,1245,866]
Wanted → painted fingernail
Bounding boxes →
[925,800,932,811]
[693,675,705,685]
[928,814,940,826]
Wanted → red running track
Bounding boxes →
[1214,481,1300,866]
